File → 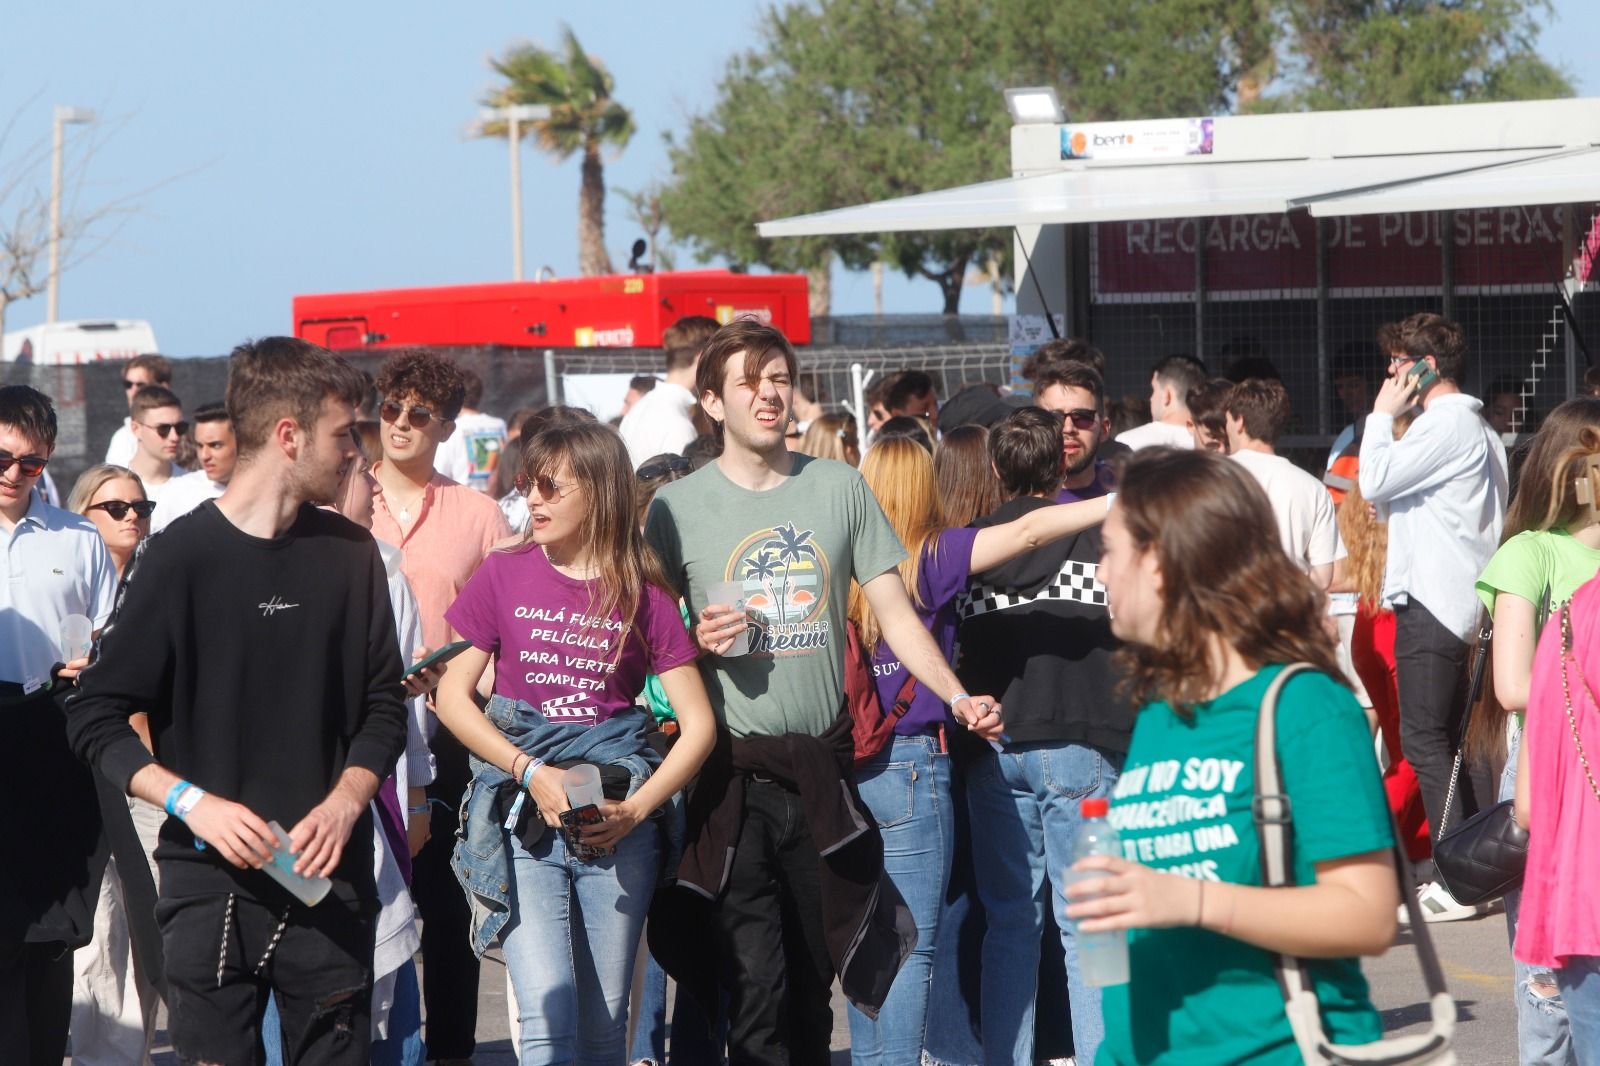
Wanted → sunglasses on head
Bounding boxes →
[1062,408,1100,430]
[637,456,693,481]
[514,473,580,501]
[141,420,189,439]
[0,454,48,478]
[379,400,437,429]
[88,499,156,521]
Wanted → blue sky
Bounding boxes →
[4,1,1597,356]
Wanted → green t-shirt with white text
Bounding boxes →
[1098,665,1392,1065]
[644,455,906,739]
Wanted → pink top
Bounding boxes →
[369,468,512,650]
[1516,574,1600,969]
[445,545,696,725]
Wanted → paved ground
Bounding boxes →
[136,905,1520,1064]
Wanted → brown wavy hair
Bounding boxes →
[1114,449,1345,714]
[514,422,673,667]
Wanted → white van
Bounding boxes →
[1,320,158,364]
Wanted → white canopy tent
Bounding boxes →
[756,147,1568,236]
[755,98,1600,433]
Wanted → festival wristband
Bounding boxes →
[520,757,544,789]
[949,692,972,709]
[173,785,205,821]
[407,804,430,816]
[164,780,194,817]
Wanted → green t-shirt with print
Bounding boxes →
[644,454,906,738]
[1098,665,1393,1066]
[1476,527,1600,623]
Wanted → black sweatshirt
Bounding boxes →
[66,501,408,903]
[958,496,1136,753]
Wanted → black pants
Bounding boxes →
[411,728,480,1060]
[0,939,73,1066]
[1394,600,1494,845]
[711,779,834,1066]
[157,891,374,1066]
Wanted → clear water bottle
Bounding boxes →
[1068,796,1129,987]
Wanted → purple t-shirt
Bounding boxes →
[871,526,980,734]
[445,546,696,726]
[1056,461,1114,504]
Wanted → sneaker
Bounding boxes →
[1400,880,1491,924]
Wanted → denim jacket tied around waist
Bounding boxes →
[451,695,661,957]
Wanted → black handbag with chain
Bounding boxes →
[1431,621,1530,906]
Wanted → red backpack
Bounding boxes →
[844,620,919,765]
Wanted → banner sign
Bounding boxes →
[1062,118,1214,162]
[1093,205,1586,299]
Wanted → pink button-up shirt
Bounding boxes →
[369,468,512,651]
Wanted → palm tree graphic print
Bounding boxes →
[735,523,827,635]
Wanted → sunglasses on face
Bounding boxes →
[140,420,189,439]
[121,379,145,392]
[1062,409,1100,430]
[514,473,580,501]
[88,499,156,521]
[637,456,693,481]
[379,400,437,429]
[0,453,48,478]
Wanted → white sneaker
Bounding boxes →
[1400,880,1492,924]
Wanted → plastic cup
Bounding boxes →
[59,614,93,663]
[262,820,332,907]
[706,580,754,657]
[562,764,605,809]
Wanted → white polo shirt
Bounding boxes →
[0,494,118,689]
[104,420,136,466]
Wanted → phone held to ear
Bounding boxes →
[1406,362,1441,401]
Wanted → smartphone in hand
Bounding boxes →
[1406,362,1441,401]
[404,640,473,680]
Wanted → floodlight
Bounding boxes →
[1004,87,1065,125]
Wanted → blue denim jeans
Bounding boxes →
[1501,725,1576,1066]
[500,821,659,1066]
[371,960,425,1066]
[1559,957,1600,1066]
[966,741,1120,1066]
[846,735,954,1066]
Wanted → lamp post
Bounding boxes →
[48,105,95,323]
[480,103,552,281]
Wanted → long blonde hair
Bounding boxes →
[517,423,672,664]
[848,437,942,655]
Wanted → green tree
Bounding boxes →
[1266,0,1571,110]
[482,27,634,276]
[662,0,1569,313]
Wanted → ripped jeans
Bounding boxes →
[155,890,374,1066]
[1503,725,1576,1066]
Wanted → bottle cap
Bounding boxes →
[1080,797,1109,818]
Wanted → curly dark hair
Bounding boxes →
[374,349,466,421]
[1114,448,1345,715]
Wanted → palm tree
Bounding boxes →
[482,27,634,276]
